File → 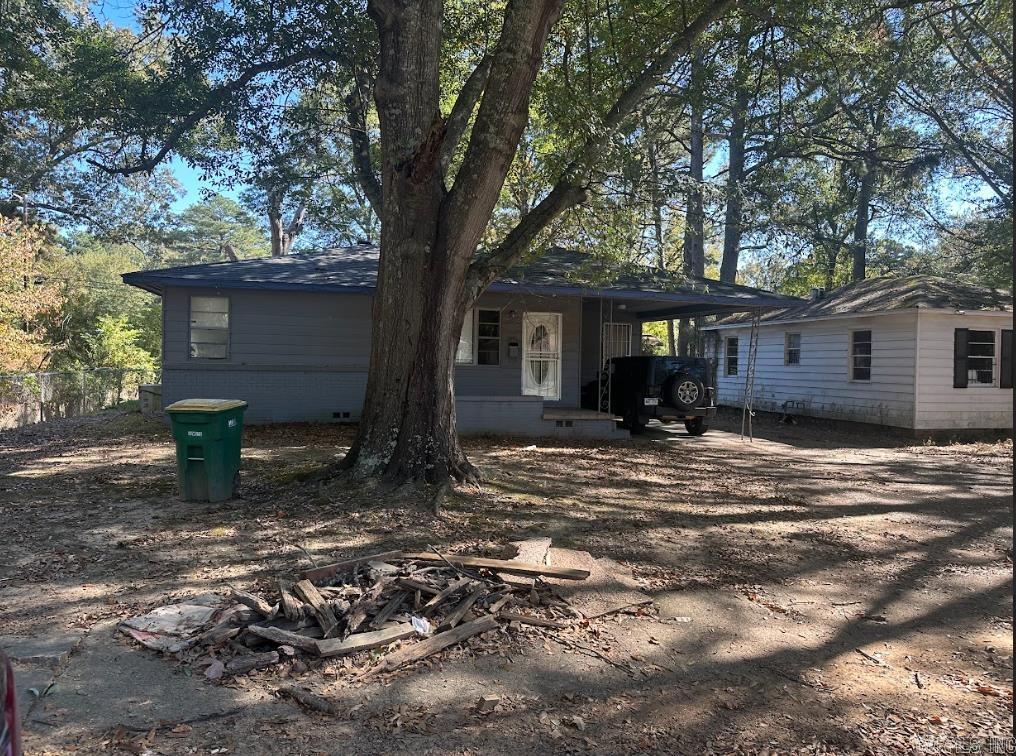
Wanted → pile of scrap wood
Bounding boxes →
[119,549,590,680]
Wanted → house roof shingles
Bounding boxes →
[706,275,1013,328]
[122,245,800,314]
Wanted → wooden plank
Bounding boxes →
[401,552,590,581]
[247,624,320,653]
[441,584,488,629]
[421,577,473,615]
[229,588,276,618]
[397,578,442,595]
[292,579,340,639]
[315,623,416,658]
[225,651,279,675]
[359,614,499,680]
[301,550,404,583]
[369,590,409,630]
[278,579,303,622]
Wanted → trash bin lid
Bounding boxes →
[165,399,248,413]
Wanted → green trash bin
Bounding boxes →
[165,399,248,502]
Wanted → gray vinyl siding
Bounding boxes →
[161,287,588,422]
[579,300,643,385]
[709,311,919,428]
[913,310,1013,430]
[164,287,372,369]
[455,291,581,407]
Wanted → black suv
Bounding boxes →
[582,355,717,435]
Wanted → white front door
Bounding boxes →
[522,312,562,401]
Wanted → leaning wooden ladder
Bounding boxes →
[740,309,761,441]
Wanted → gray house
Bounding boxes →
[124,246,794,438]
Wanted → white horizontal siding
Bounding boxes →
[914,310,1013,430]
[709,312,918,428]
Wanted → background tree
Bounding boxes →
[0,219,64,372]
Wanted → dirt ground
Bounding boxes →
[1,409,1012,755]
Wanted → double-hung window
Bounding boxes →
[954,328,1013,388]
[189,296,229,359]
[785,333,801,365]
[476,310,501,365]
[456,308,502,365]
[850,330,872,381]
[725,337,739,376]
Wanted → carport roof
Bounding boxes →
[122,245,800,318]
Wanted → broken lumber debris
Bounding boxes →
[315,623,417,658]
[225,651,279,675]
[359,614,499,680]
[247,625,319,654]
[229,588,276,619]
[442,584,488,629]
[401,552,591,580]
[118,539,640,686]
[421,577,473,615]
[278,579,303,622]
[292,579,340,638]
[369,590,409,630]
[301,550,403,582]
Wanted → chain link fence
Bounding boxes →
[0,367,160,430]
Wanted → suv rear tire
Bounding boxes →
[667,373,705,411]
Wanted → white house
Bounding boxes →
[702,276,1013,432]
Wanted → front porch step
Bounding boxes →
[540,411,629,441]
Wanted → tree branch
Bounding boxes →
[344,72,383,213]
[445,0,565,260]
[439,56,492,176]
[89,47,344,176]
[464,0,736,292]
[467,182,587,298]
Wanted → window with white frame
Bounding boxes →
[850,329,872,381]
[725,337,739,376]
[189,296,229,359]
[785,332,801,365]
[456,308,502,365]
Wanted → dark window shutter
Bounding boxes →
[1001,329,1013,389]
[953,328,969,388]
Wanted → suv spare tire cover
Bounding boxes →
[667,373,705,411]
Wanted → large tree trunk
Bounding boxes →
[719,25,750,284]
[268,193,306,257]
[343,0,562,483]
[851,158,875,281]
[679,49,705,356]
[647,132,677,356]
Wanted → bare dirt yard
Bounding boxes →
[1,409,1012,755]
